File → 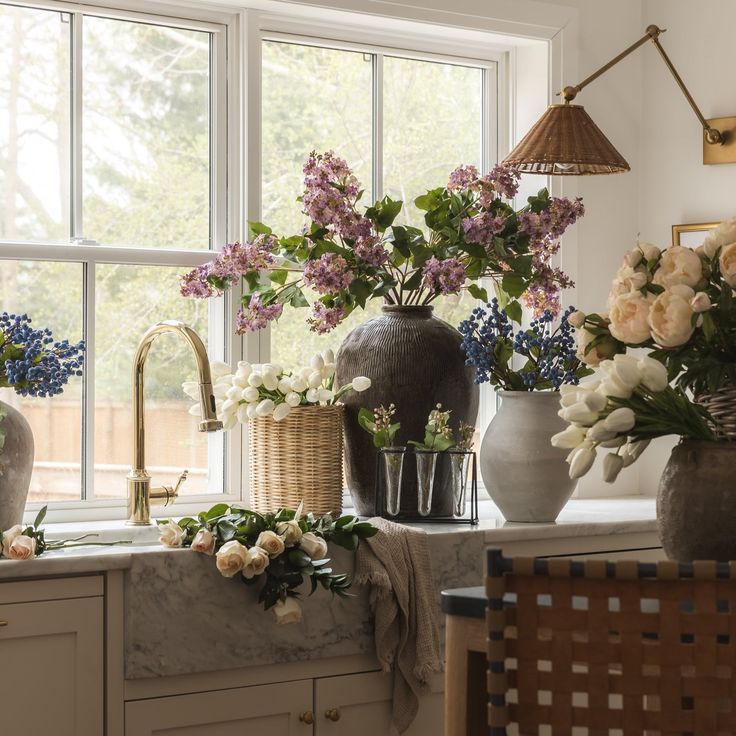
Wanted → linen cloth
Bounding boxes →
[354,517,442,733]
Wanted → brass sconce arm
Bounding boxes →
[560,25,724,146]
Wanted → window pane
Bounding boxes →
[0,260,83,502]
[262,41,372,235]
[94,264,222,498]
[83,18,211,249]
[383,56,483,226]
[263,41,373,367]
[0,5,71,242]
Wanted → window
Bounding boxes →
[0,2,232,513]
[261,37,498,448]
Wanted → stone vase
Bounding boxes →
[480,390,576,522]
[0,400,35,530]
[657,440,736,561]
[335,305,479,517]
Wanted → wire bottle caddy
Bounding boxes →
[373,446,479,525]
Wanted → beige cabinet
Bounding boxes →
[315,670,443,735]
[0,577,104,736]
[125,680,314,736]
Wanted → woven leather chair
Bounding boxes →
[486,548,736,736]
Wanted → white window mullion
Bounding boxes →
[372,52,384,203]
[82,260,96,501]
[70,10,83,241]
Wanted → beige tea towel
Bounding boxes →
[355,517,442,733]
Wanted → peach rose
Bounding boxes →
[648,285,696,348]
[299,532,328,560]
[575,325,619,367]
[8,534,36,560]
[191,528,216,556]
[242,546,270,579]
[608,291,654,344]
[1,525,22,558]
[719,242,736,288]
[652,246,702,289]
[256,530,285,558]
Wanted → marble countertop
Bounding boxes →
[0,496,657,582]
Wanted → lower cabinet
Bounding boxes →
[125,680,313,735]
[0,578,104,736]
[125,671,443,736]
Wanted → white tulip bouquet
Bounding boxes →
[552,354,715,483]
[183,349,371,429]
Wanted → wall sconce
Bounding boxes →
[503,25,736,175]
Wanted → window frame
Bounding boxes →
[0,0,244,522]
[250,22,506,457]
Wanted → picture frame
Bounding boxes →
[671,221,719,248]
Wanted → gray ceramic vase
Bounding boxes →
[657,440,736,562]
[335,305,479,517]
[0,400,35,530]
[480,390,576,522]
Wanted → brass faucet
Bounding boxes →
[126,320,223,525]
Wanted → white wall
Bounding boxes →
[635,0,736,493]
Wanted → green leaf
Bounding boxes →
[205,503,230,520]
[217,520,238,542]
[248,221,272,238]
[403,270,423,292]
[349,279,373,309]
[501,274,527,298]
[505,300,523,324]
[467,284,488,303]
[269,269,288,286]
[33,506,48,529]
[358,408,377,435]
[289,289,309,308]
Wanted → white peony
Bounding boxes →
[648,286,696,348]
[652,246,702,289]
[608,291,654,344]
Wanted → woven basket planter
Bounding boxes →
[248,404,344,516]
[696,385,736,440]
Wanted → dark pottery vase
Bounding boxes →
[0,400,35,530]
[335,305,479,517]
[657,440,736,561]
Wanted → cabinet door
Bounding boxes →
[0,596,104,736]
[125,679,313,736]
[315,671,444,736]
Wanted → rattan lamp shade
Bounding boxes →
[503,104,630,175]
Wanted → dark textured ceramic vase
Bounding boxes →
[0,401,35,530]
[657,440,736,561]
[335,305,479,517]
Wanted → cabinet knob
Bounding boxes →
[0,620,7,627]
[298,710,314,725]
[325,708,341,722]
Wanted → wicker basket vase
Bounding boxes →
[696,385,736,440]
[248,404,344,516]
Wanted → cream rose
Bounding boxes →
[652,246,702,289]
[256,530,286,558]
[273,597,302,625]
[276,519,303,546]
[719,242,736,288]
[191,528,216,556]
[609,264,648,299]
[608,291,654,345]
[242,546,270,579]
[8,534,36,560]
[648,286,696,348]
[639,243,661,262]
[299,532,328,560]
[159,520,185,548]
[215,540,249,577]
[1,525,23,557]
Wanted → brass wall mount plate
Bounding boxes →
[704,116,736,164]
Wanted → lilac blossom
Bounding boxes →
[235,296,283,333]
[421,256,466,295]
[180,263,217,298]
[303,253,355,295]
[478,165,520,204]
[462,212,507,246]
[447,164,480,191]
[355,236,390,267]
[307,303,346,334]
[522,264,575,318]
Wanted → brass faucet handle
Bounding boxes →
[150,470,188,507]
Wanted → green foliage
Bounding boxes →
[358,407,401,449]
[163,504,378,611]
